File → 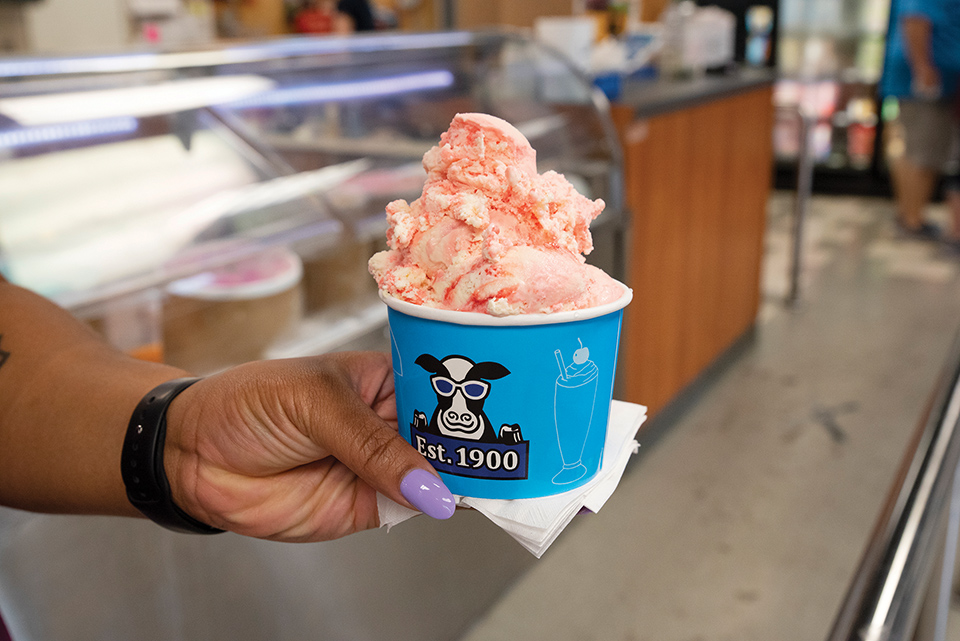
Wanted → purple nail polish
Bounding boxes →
[400,469,456,520]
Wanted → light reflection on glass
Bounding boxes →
[227,70,455,109]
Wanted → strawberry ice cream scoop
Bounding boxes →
[368,113,624,316]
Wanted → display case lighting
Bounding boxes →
[0,32,474,79]
[228,70,455,109]
[0,53,159,79]
[0,116,138,149]
[0,75,275,126]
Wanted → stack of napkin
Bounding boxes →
[377,400,647,558]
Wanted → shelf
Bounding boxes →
[265,295,388,360]
[773,161,891,197]
[266,114,593,165]
[776,157,878,172]
[776,72,882,86]
[264,132,433,161]
[779,27,887,41]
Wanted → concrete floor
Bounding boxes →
[459,193,960,641]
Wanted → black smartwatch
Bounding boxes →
[121,377,224,535]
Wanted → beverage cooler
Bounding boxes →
[773,0,892,195]
[0,31,626,641]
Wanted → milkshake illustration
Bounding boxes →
[552,339,599,484]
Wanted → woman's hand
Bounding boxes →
[163,351,455,542]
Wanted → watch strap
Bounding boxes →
[121,377,224,535]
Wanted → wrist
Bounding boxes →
[161,380,212,526]
[121,377,223,534]
[109,360,193,517]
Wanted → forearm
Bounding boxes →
[0,278,188,516]
[902,15,935,74]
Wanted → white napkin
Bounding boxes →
[377,400,647,558]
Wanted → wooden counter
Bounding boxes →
[611,77,775,416]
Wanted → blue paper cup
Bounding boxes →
[382,284,632,499]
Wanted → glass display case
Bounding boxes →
[0,31,625,641]
[0,31,625,374]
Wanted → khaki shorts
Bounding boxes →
[899,99,960,171]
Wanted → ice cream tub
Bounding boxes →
[383,284,632,499]
[163,247,303,374]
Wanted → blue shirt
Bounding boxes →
[882,0,960,98]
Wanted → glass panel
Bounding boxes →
[0,32,622,315]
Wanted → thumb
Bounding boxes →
[304,368,456,520]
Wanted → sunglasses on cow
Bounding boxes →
[430,376,491,400]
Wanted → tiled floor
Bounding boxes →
[459,193,960,641]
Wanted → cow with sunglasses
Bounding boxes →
[413,354,521,444]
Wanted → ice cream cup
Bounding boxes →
[382,283,632,499]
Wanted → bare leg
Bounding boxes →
[947,188,960,242]
[890,155,939,230]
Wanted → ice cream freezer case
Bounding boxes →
[0,31,628,641]
[0,30,626,377]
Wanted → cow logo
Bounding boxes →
[410,354,528,480]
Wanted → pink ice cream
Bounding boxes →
[368,113,624,316]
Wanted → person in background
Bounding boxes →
[946,99,960,250]
[292,0,353,35]
[337,0,376,32]
[0,273,456,540]
[881,0,960,242]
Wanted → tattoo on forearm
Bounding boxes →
[0,335,8,370]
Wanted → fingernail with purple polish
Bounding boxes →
[400,469,456,520]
